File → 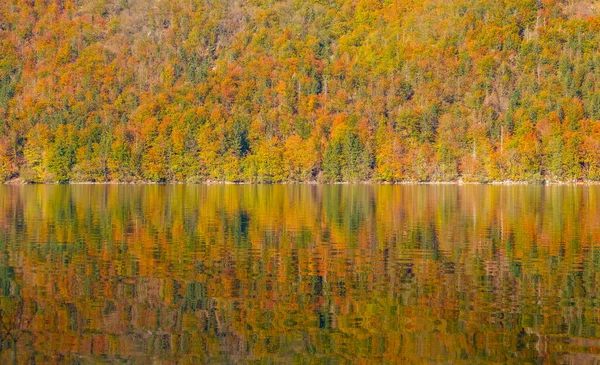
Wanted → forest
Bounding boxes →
[1,0,600,183]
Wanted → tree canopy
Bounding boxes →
[1,0,600,183]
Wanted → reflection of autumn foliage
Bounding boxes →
[1,1,600,182]
[0,185,598,362]
[0,298,37,364]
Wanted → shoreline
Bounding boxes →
[4,179,600,186]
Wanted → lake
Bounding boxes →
[0,185,599,363]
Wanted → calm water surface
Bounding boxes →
[0,185,599,364]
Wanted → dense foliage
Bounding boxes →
[1,0,600,182]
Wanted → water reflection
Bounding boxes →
[0,185,599,363]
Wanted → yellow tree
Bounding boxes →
[283,135,316,181]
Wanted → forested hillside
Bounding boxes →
[1,0,600,183]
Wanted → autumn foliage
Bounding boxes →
[1,0,600,182]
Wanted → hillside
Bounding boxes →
[1,0,600,183]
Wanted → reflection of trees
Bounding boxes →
[0,299,37,364]
[0,185,597,362]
